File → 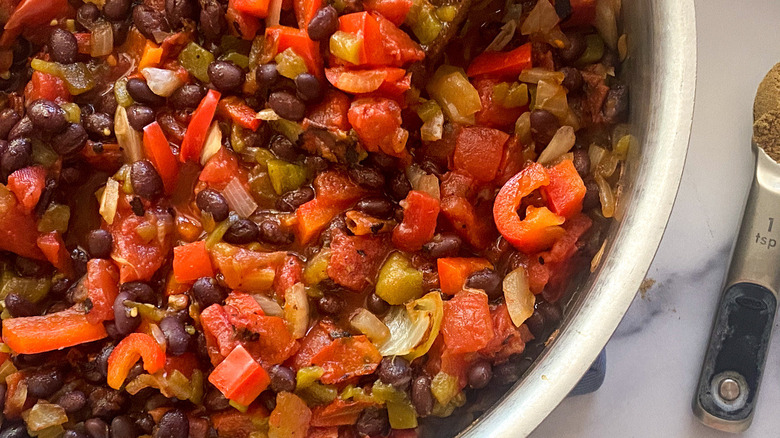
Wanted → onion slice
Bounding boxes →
[351,308,391,344]
[200,121,222,165]
[222,178,258,218]
[141,68,184,97]
[114,106,144,163]
[283,283,309,339]
[99,178,120,225]
[378,292,443,359]
[503,267,536,327]
[537,125,576,165]
[252,293,284,317]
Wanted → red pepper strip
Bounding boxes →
[493,163,566,253]
[294,0,322,29]
[85,258,120,324]
[172,240,215,283]
[437,257,493,295]
[217,96,261,131]
[36,232,73,277]
[466,43,533,79]
[265,26,323,80]
[310,335,382,384]
[540,159,586,219]
[142,122,179,193]
[229,0,272,18]
[391,190,440,252]
[0,0,70,48]
[441,289,495,354]
[181,89,221,163]
[7,166,46,213]
[107,333,166,389]
[208,344,271,406]
[2,307,108,354]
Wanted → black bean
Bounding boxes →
[268,91,305,121]
[160,316,191,355]
[131,160,164,199]
[0,109,20,140]
[258,219,293,246]
[57,390,88,413]
[54,123,89,155]
[354,197,394,220]
[255,64,279,89]
[132,5,169,41]
[208,61,244,93]
[203,387,231,411]
[572,148,590,176]
[294,73,322,102]
[316,294,345,315]
[582,178,600,211]
[223,219,259,244]
[191,277,227,308]
[276,187,314,212]
[422,233,461,258]
[269,365,296,393]
[65,431,88,438]
[28,99,67,133]
[111,19,131,46]
[104,0,132,20]
[89,387,126,417]
[559,32,586,62]
[85,112,113,139]
[560,66,583,92]
[389,172,411,201]
[121,106,152,133]
[96,344,114,379]
[269,134,298,161]
[349,166,384,190]
[411,375,433,415]
[166,0,195,27]
[355,407,389,437]
[378,356,412,389]
[134,414,154,435]
[8,117,32,140]
[2,137,31,175]
[71,247,89,278]
[602,83,629,124]
[126,78,164,106]
[4,293,37,317]
[530,109,560,145]
[49,28,79,64]
[120,281,155,303]
[467,359,493,389]
[169,84,205,110]
[87,229,113,258]
[537,300,562,326]
[157,112,186,142]
[196,188,229,222]
[85,418,110,438]
[366,293,390,315]
[0,424,31,438]
[199,0,224,41]
[97,88,119,115]
[307,6,339,41]
[26,368,64,398]
[155,409,189,438]
[493,359,524,385]
[465,269,503,299]
[110,416,138,438]
[77,3,101,28]
[113,291,140,335]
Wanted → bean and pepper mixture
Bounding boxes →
[0,0,628,435]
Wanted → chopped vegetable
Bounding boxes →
[142,122,179,193]
[375,252,423,305]
[107,332,166,389]
[466,43,532,79]
[179,43,216,83]
[378,292,443,360]
[209,344,271,406]
[427,65,482,124]
[441,289,494,353]
[392,190,440,252]
[502,266,535,326]
[181,89,222,163]
[437,257,493,295]
[173,241,215,283]
[2,307,107,354]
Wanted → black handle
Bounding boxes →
[694,282,777,429]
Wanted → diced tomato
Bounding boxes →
[348,97,407,157]
[173,241,215,283]
[442,289,494,354]
[269,392,312,438]
[327,229,387,291]
[0,186,44,260]
[85,259,120,324]
[473,78,525,130]
[440,196,496,250]
[201,304,239,365]
[36,232,73,276]
[453,126,509,183]
[274,254,304,295]
[210,243,287,292]
[310,399,378,427]
[109,208,173,283]
[337,12,424,67]
[437,258,493,295]
[440,171,476,199]
[25,71,70,103]
[496,136,533,186]
[164,353,199,378]
[541,159,586,219]
[304,89,351,132]
[7,166,46,213]
[217,96,261,131]
[200,147,244,190]
[392,190,440,252]
[480,303,533,362]
[310,335,382,384]
[363,0,412,26]
[291,320,336,370]
[296,197,344,245]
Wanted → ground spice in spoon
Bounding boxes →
[753,63,780,160]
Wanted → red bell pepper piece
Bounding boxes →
[0,0,70,48]
[7,166,46,213]
[0,185,44,260]
[2,307,108,354]
[269,392,312,438]
[217,96,261,131]
[85,258,120,324]
[337,12,424,67]
[291,319,337,370]
[453,126,509,182]
[437,257,493,295]
[466,43,533,79]
[363,0,412,26]
[493,163,566,253]
[226,4,263,40]
[107,333,166,389]
[295,0,322,29]
[209,344,271,406]
[24,71,70,104]
[310,335,382,384]
[541,159,586,219]
[173,240,215,283]
[229,0,272,18]
[325,66,406,94]
[265,26,323,79]
[36,232,73,277]
[181,89,221,163]
[442,289,495,354]
[392,190,440,252]
[347,97,407,157]
[143,122,179,193]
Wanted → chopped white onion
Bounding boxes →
[350,308,390,344]
[405,164,425,189]
[537,125,576,164]
[90,21,114,57]
[200,121,222,165]
[594,0,619,50]
[518,68,565,85]
[142,68,184,97]
[99,178,120,225]
[222,177,258,218]
[256,108,281,121]
[283,283,309,339]
[417,174,440,200]
[502,267,535,327]
[485,20,517,52]
[378,306,429,357]
[520,0,559,35]
[114,106,144,163]
[149,322,167,349]
[22,402,68,432]
[420,109,444,142]
[253,294,284,317]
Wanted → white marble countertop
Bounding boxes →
[532,1,780,436]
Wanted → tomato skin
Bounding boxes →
[441,289,495,354]
[7,166,46,213]
[109,207,173,283]
[479,303,533,362]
